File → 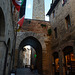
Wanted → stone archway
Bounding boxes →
[15,32,50,75]
[0,7,5,37]
[16,32,46,50]
[18,36,42,74]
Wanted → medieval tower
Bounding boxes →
[32,0,45,20]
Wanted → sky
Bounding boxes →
[25,0,52,21]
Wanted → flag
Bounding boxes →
[12,0,24,12]
[17,16,24,32]
[17,15,24,27]
[19,0,26,18]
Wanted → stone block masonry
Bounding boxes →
[32,0,45,20]
[15,19,52,75]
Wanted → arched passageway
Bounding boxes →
[22,45,37,69]
[18,36,42,74]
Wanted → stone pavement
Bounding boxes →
[16,68,40,75]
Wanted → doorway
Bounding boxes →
[53,52,59,75]
[63,46,75,75]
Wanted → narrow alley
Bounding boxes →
[0,0,75,75]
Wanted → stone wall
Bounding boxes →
[48,0,75,75]
[0,42,6,75]
[0,0,17,75]
[49,0,75,51]
[15,19,52,75]
[32,0,45,20]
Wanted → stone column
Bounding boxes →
[73,40,75,58]
[49,42,53,75]
[62,52,66,75]
[59,50,63,75]
[43,36,52,75]
[45,36,53,75]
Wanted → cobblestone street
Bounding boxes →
[16,68,40,75]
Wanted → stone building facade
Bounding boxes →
[0,0,19,75]
[15,19,52,75]
[32,0,45,20]
[47,0,75,75]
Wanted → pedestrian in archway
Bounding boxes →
[30,65,34,72]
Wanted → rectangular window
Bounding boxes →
[62,0,67,5]
[65,15,71,29]
[38,0,40,3]
[53,10,55,18]
[54,27,57,38]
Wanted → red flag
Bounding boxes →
[17,16,24,27]
[12,0,21,12]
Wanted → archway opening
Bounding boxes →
[20,45,37,70]
[18,36,42,74]
[63,46,75,75]
[0,7,5,37]
[22,45,31,68]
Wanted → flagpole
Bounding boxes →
[12,0,26,68]
[13,12,20,68]
[15,7,25,67]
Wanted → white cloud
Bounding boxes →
[27,4,31,8]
